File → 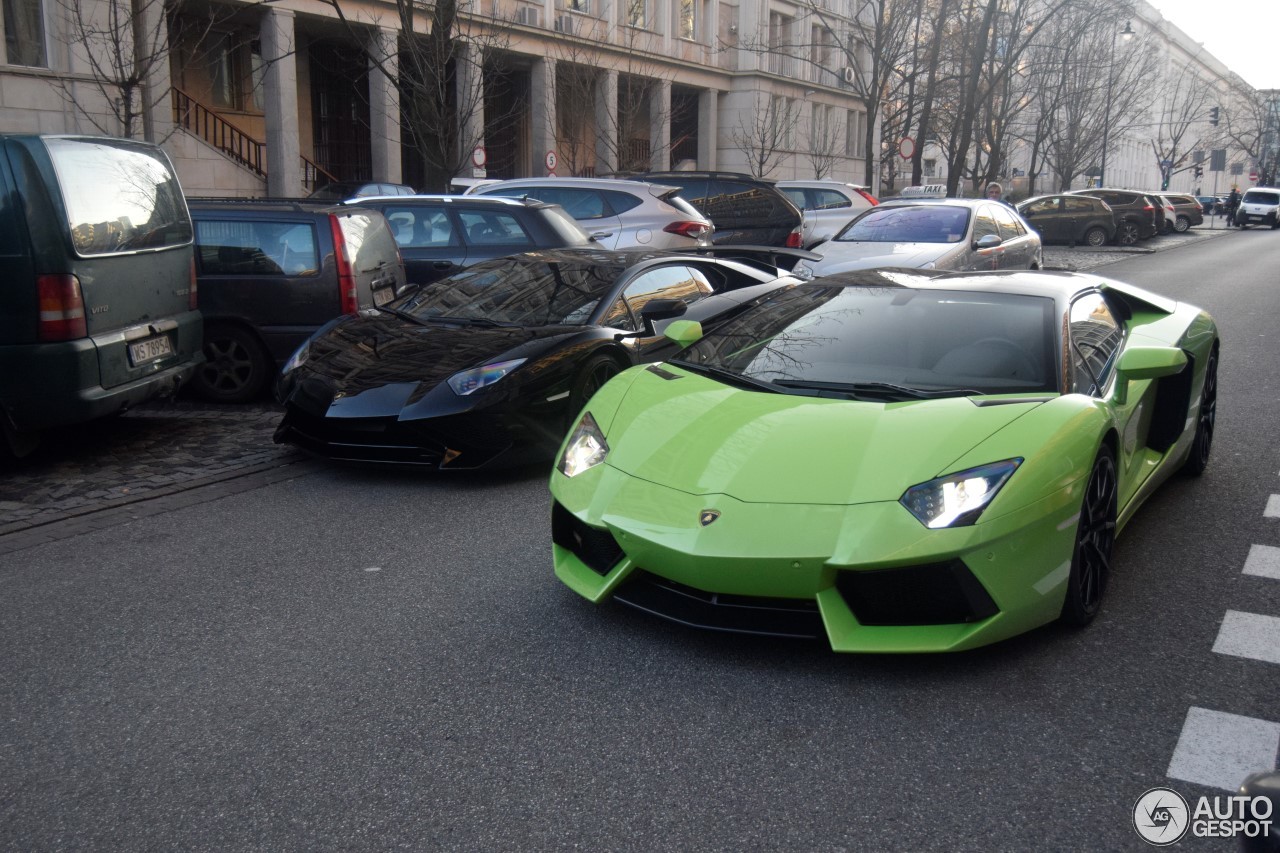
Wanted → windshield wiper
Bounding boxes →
[772,379,982,401]
[378,305,427,325]
[670,360,781,394]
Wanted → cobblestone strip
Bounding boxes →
[0,458,326,556]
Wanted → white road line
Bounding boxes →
[1213,611,1280,665]
[1243,544,1280,580]
[1167,708,1280,791]
[1266,495,1280,518]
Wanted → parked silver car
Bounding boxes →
[776,179,878,247]
[470,177,713,250]
[794,197,1043,279]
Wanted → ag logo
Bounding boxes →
[1133,787,1190,846]
[699,509,721,527]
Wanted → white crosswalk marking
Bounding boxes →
[1212,611,1280,665]
[1167,708,1280,791]
[1266,495,1280,518]
[1243,544,1280,580]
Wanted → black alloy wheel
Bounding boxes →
[1061,445,1117,626]
[1173,215,1190,233]
[568,353,623,420]
[191,324,273,404]
[1084,226,1108,247]
[1182,348,1218,476]
[1115,221,1141,246]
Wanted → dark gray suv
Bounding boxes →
[188,199,406,403]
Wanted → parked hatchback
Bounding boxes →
[351,195,594,285]
[1070,189,1159,245]
[1016,194,1116,246]
[1158,193,1204,232]
[0,134,202,458]
[188,198,406,403]
[471,177,713,249]
[775,179,879,247]
[636,171,804,247]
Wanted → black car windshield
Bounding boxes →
[390,256,622,326]
[836,205,970,244]
[672,284,1059,398]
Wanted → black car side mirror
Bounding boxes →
[616,298,687,339]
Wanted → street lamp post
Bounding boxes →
[1098,20,1136,187]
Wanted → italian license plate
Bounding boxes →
[373,286,397,307]
[128,335,172,366]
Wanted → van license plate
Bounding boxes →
[373,286,397,307]
[129,335,173,366]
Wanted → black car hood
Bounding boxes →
[293,313,575,415]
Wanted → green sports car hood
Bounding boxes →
[601,366,1048,505]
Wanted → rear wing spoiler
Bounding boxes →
[684,245,822,273]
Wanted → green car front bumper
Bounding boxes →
[552,462,1087,653]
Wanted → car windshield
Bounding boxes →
[836,205,970,244]
[672,284,1059,399]
[1243,191,1279,205]
[389,255,622,326]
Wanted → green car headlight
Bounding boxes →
[558,411,609,478]
[448,358,526,396]
[900,459,1022,529]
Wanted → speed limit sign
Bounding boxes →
[545,150,558,171]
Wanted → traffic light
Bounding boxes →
[1161,177,1169,190]
[1209,107,1220,126]
[1194,165,1204,178]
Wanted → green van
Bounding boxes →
[0,134,203,458]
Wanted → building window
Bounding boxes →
[677,0,695,39]
[3,0,46,67]
[768,12,794,77]
[208,32,264,112]
[923,158,936,176]
[627,0,645,27]
[845,109,866,158]
[569,0,590,12]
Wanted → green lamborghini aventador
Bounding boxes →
[549,268,1218,652]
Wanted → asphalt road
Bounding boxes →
[2,229,1278,850]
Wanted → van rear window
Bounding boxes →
[46,137,193,256]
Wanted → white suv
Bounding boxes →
[470,177,713,249]
[776,180,879,247]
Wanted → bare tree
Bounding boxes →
[1148,66,1215,189]
[1221,83,1280,187]
[805,104,843,178]
[730,92,799,178]
[53,0,236,140]
[321,0,522,191]
[549,26,676,176]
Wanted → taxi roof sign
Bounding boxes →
[898,184,948,198]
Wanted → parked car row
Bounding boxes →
[1016,189,1207,247]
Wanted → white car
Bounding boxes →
[794,198,1043,278]
[1234,187,1280,229]
[776,179,878,247]
[470,177,713,250]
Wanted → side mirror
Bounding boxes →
[663,319,703,347]
[1114,346,1187,404]
[639,298,687,325]
[974,234,1003,250]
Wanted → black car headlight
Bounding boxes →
[447,358,526,396]
[558,412,609,478]
[281,339,309,374]
[900,459,1022,528]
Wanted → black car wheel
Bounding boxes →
[1084,226,1108,247]
[1061,445,1117,627]
[1174,215,1190,233]
[1115,221,1141,246]
[568,353,623,418]
[1182,348,1217,476]
[191,324,273,404]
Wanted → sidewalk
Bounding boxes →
[1042,223,1233,272]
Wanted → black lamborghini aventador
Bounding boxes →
[273,247,813,469]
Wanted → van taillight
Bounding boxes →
[785,228,803,248]
[189,258,198,310]
[855,189,880,205]
[37,274,87,341]
[329,215,359,314]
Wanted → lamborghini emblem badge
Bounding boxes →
[699,509,721,527]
